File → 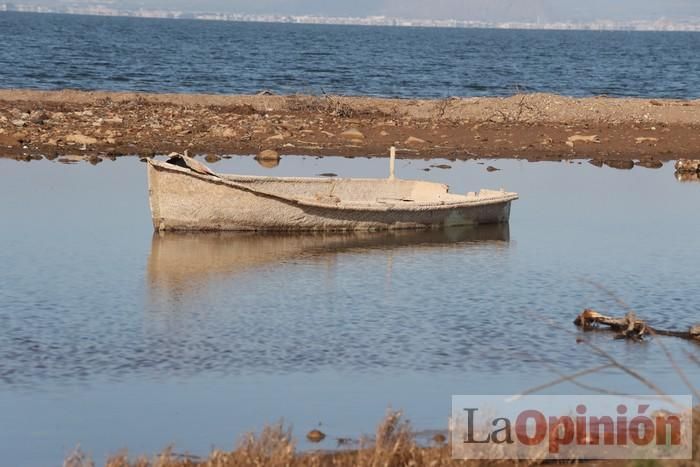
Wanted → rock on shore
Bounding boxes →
[675,159,700,173]
[1,89,699,162]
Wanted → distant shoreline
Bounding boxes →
[1,89,699,164]
[2,8,700,33]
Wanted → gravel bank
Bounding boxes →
[1,89,699,165]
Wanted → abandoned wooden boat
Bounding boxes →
[147,152,518,232]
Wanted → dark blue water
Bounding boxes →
[1,11,700,98]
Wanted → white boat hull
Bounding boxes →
[147,157,517,232]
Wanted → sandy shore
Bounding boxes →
[1,89,699,165]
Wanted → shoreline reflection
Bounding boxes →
[675,171,700,183]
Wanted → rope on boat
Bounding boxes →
[165,152,343,207]
[157,153,516,212]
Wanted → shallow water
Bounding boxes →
[0,156,698,465]
[2,11,700,98]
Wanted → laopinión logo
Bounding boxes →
[451,395,693,460]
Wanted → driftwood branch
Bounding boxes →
[574,308,700,342]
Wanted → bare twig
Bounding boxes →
[509,363,613,399]
[525,310,669,397]
[650,329,700,400]
[539,361,626,395]
[434,98,450,121]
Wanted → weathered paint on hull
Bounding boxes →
[148,161,516,232]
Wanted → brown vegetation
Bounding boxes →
[63,410,521,467]
[62,407,699,467]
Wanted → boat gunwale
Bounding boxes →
[147,158,519,212]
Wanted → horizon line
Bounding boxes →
[2,4,700,32]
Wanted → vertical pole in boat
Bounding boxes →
[389,146,396,180]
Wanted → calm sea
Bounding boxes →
[1,10,699,467]
[1,11,700,98]
[1,156,699,465]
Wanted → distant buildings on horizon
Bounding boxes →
[2,2,700,32]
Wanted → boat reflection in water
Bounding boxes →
[147,225,510,296]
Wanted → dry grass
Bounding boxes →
[284,93,356,118]
[62,410,526,467]
[61,405,699,467]
[283,90,391,119]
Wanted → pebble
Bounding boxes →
[57,155,84,164]
[103,117,124,124]
[257,149,280,160]
[340,128,365,140]
[318,173,338,177]
[66,133,98,145]
[635,159,663,169]
[306,429,326,443]
[256,158,279,169]
[566,134,600,147]
[486,166,501,172]
[675,159,700,173]
[604,160,635,170]
[405,136,427,145]
[430,164,452,169]
[635,136,659,144]
[30,112,48,124]
[204,154,221,163]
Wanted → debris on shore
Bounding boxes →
[674,159,700,182]
[2,89,700,161]
[675,159,700,173]
[574,308,700,342]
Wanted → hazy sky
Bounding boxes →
[32,0,700,21]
